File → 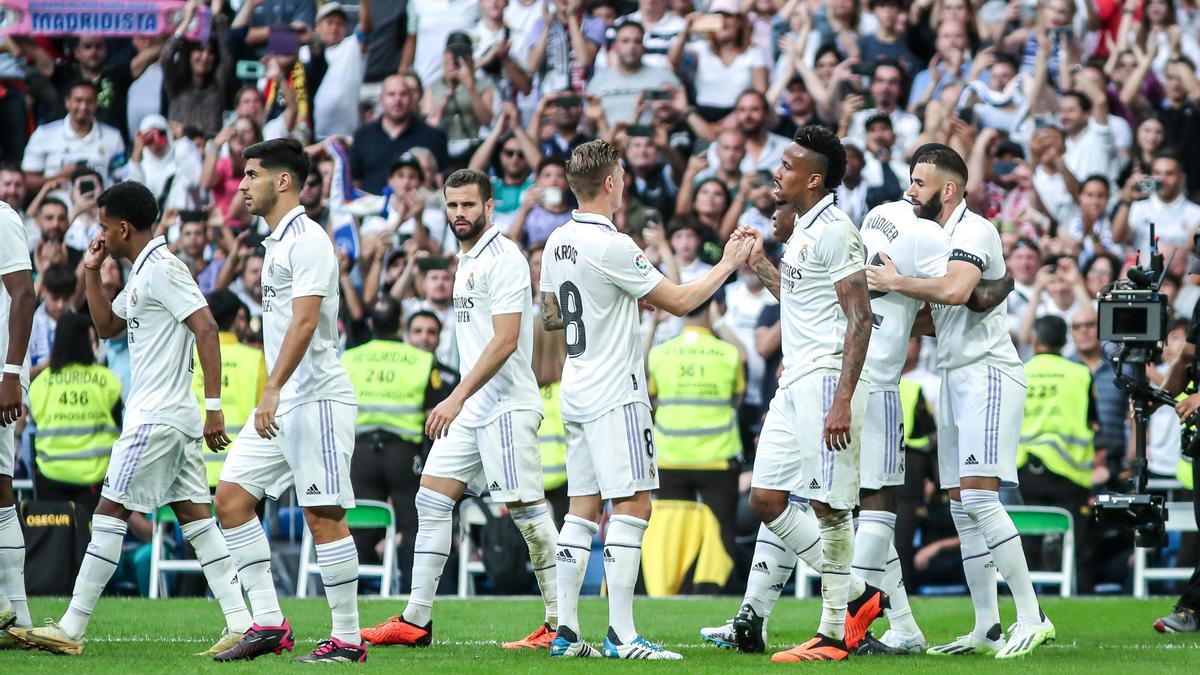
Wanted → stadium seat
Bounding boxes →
[149,505,214,599]
[297,500,396,598]
[1133,501,1198,598]
[1003,505,1075,597]
[792,561,821,599]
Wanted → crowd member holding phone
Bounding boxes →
[507,157,572,248]
[425,32,496,164]
[668,1,768,123]
[587,20,681,125]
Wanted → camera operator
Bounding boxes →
[1148,297,1200,633]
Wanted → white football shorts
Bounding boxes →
[860,388,905,490]
[423,409,545,504]
[937,362,1025,489]
[0,423,15,478]
[565,401,658,500]
[101,423,210,512]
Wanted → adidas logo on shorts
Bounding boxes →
[751,561,770,574]
[965,455,979,466]
[604,547,615,563]
[489,481,501,491]
[555,548,575,563]
[306,484,321,495]
[809,479,820,490]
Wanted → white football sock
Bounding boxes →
[882,541,920,635]
[950,499,1000,636]
[852,510,895,588]
[0,505,30,627]
[402,487,455,627]
[816,510,854,641]
[764,500,824,570]
[180,517,252,634]
[960,488,1041,624]
[315,536,362,645]
[604,514,647,644]
[510,503,559,627]
[222,519,283,627]
[744,524,797,619]
[61,514,126,640]
[555,514,598,639]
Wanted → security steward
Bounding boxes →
[344,297,457,593]
[647,296,744,576]
[29,311,122,516]
[1016,315,1100,593]
[192,290,266,488]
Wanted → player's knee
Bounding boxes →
[859,487,897,513]
[748,489,786,523]
[213,482,255,526]
[94,498,130,521]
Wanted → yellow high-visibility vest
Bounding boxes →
[539,381,567,491]
[342,339,432,444]
[193,333,267,487]
[899,376,930,451]
[1017,353,1095,488]
[29,363,121,485]
[648,327,742,468]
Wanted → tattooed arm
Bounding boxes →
[825,270,872,451]
[540,291,565,331]
[965,272,1014,312]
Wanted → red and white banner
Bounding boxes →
[0,1,210,40]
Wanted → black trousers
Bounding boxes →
[657,463,740,591]
[349,432,423,594]
[1178,458,1200,611]
[34,474,102,519]
[1017,460,1095,593]
[896,448,936,593]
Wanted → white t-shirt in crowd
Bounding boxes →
[1128,192,1200,263]
[686,41,765,109]
[722,279,777,407]
[628,10,687,70]
[846,108,922,155]
[859,201,950,390]
[1032,166,1080,229]
[112,237,207,437]
[540,210,665,422]
[313,33,366,140]
[407,0,482,86]
[778,194,867,387]
[261,206,357,414]
[452,226,542,426]
[1064,118,1114,183]
[22,117,126,185]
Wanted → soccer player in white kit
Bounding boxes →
[10,182,252,656]
[0,199,35,647]
[360,169,560,650]
[540,140,753,660]
[867,145,1054,659]
[731,126,879,663]
[213,140,365,664]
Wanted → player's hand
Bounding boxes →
[254,388,281,439]
[721,232,756,268]
[0,374,22,427]
[864,251,899,293]
[734,226,766,263]
[1176,393,1200,421]
[83,235,109,270]
[823,396,853,451]
[204,409,233,451]
[426,394,464,440]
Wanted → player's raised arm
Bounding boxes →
[82,237,126,338]
[642,235,755,316]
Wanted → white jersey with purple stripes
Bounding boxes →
[451,225,542,427]
[858,200,951,391]
[112,235,208,437]
[777,193,867,388]
[260,205,356,415]
[928,200,1024,379]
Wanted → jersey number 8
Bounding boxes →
[559,281,587,357]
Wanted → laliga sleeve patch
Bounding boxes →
[633,252,653,277]
[949,248,984,271]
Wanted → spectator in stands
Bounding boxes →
[311,1,373,141]
[1018,256,1091,355]
[162,7,232,137]
[63,166,104,255]
[588,20,681,125]
[669,1,768,123]
[688,130,745,199]
[125,114,203,212]
[837,142,869,226]
[532,90,598,161]
[506,157,571,248]
[1118,116,1166,189]
[707,91,788,175]
[1030,126,1080,236]
[0,163,32,246]
[721,262,777,452]
[623,125,682,224]
[907,20,973,111]
[470,0,533,105]
[28,262,76,379]
[679,178,731,238]
[22,81,125,193]
[396,259,456,368]
[203,116,262,228]
[468,106,538,227]
[1060,85,1115,184]
[174,214,222,294]
[404,309,444,355]
[526,0,605,99]
[351,74,449,194]
[860,113,909,209]
[1113,152,1200,256]
[1157,59,1200,194]
[402,0,482,88]
[722,170,774,241]
[1061,175,1121,264]
[845,59,921,152]
[770,75,826,139]
[1069,304,1126,483]
[426,32,496,163]
[30,199,70,271]
[858,0,919,75]
[628,0,687,70]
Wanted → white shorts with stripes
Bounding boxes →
[564,402,657,500]
[752,369,867,511]
[937,362,1025,489]
[0,423,14,477]
[219,400,356,508]
[422,409,545,504]
[860,389,905,490]
[100,424,210,512]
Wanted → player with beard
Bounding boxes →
[361,169,560,651]
[866,144,1053,659]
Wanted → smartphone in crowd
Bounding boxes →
[267,25,300,57]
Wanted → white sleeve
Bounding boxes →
[489,251,531,315]
[597,235,665,298]
[0,209,32,275]
[913,224,950,278]
[154,259,208,322]
[538,245,555,294]
[948,219,994,271]
[112,288,129,320]
[290,235,338,298]
[815,220,866,283]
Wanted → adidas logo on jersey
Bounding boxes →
[489,481,501,491]
[965,455,979,466]
[751,561,770,574]
[306,484,321,495]
[604,548,615,563]
[555,549,575,563]
[809,479,820,490]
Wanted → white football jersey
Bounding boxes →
[452,226,542,426]
[930,201,1024,377]
[0,202,31,388]
[859,201,950,391]
[778,194,868,388]
[539,211,665,423]
[261,206,356,414]
[113,236,208,436]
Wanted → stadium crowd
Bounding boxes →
[2,0,1200,610]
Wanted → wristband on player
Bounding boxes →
[205,398,222,411]
[2,364,21,375]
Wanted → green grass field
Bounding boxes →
[3,596,1198,672]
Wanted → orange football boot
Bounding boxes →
[844,584,890,649]
[771,634,850,662]
[360,616,432,646]
[502,623,557,650]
